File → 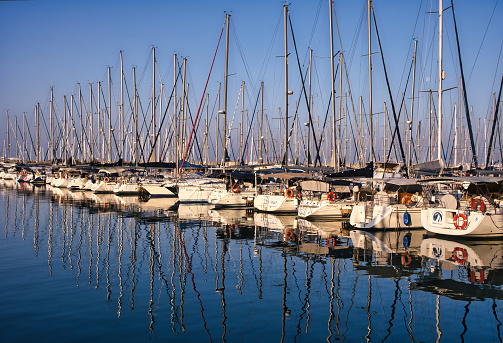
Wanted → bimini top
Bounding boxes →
[417,176,503,185]
[258,171,313,180]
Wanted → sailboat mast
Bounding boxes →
[368,0,374,164]
[260,81,264,163]
[308,48,312,167]
[173,54,179,172]
[120,50,124,161]
[181,58,187,163]
[284,4,289,168]
[409,39,418,173]
[221,13,230,172]
[133,67,138,166]
[438,0,443,161]
[240,81,244,161]
[108,66,112,162]
[89,83,93,161]
[330,0,337,171]
[151,46,156,162]
[50,86,54,162]
[36,103,40,162]
[6,110,10,159]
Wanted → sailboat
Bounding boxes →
[350,178,424,229]
[420,176,503,237]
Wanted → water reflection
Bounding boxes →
[1,184,503,342]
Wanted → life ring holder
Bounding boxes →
[471,198,486,212]
[453,213,468,230]
[452,247,468,264]
[285,188,294,198]
[327,192,336,202]
[231,184,240,193]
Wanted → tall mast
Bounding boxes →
[204,93,209,165]
[259,81,264,164]
[221,13,230,172]
[368,0,374,163]
[181,58,187,163]
[36,103,40,162]
[338,52,343,170]
[151,46,156,162]
[22,112,26,162]
[108,66,112,162]
[408,39,418,173]
[89,83,93,161]
[330,0,337,171]
[133,67,138,166]
[308,48,313,167]
[69,94,74,164]
[120,50,124,161]
[14,116,18,160]
[216,82,221,165]
[98,81,103,161]
[159,83,163,162]
[78,83,83,161]
[284,4,289,168]
[173,54,178,173]
[50,86,54,162]
[438,0,443,161]
[6,110,10,159]
[240,81,244,161]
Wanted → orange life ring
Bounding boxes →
[104,177,110,183]
[327,192,336,201]
[285,231,294,241]
[453,213,468,230]
[452,246,468,263]
[471,198,486,212]
[401,252,412,266]
[231,184,240,193]
[327,237,336,247]
[285,188,294,198]
[401,194,412,206]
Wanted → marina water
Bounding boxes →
[1,180,502,342]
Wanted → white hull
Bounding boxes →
[68,178,86,190]
[138,183,176,197]
[114,183,139,195]
[421,208,503,237]
[298,199,353,219]
[91,181,116,194]
[254,194,298,212]
[350,203,423,229]
[178,185,219,203]
[207,188,255,207]
[3,173,16,180]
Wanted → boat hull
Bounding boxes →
[254,194,298,213]
[350,203,423,229]
[421,208,503,237]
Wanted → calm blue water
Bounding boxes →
[1,180,502,342]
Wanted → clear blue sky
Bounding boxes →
[0,0,501,164]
